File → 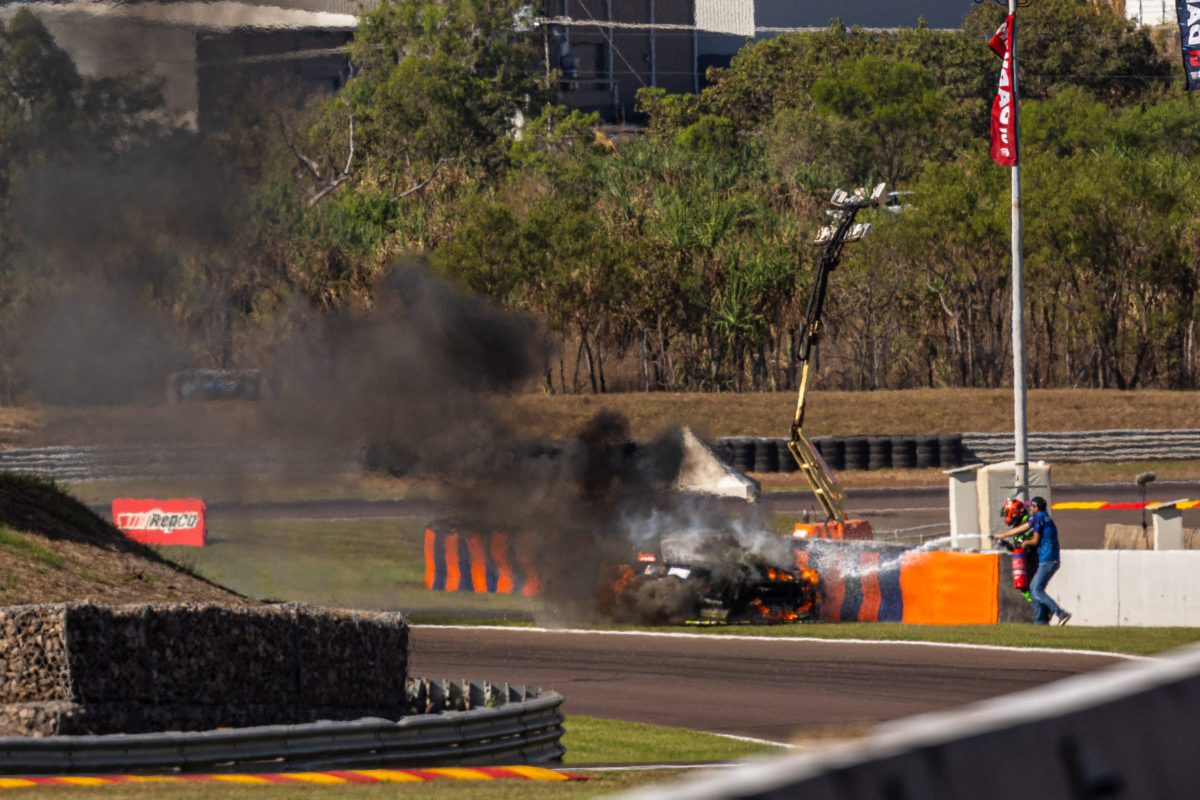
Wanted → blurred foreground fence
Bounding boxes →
[617,643,1200,800]
[0,680,564,774]
[2,429,1199,481]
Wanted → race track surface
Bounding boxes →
[408,626,1131,742]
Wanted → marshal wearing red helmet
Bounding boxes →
[1001,498,1028,527]
[992,495,1071,625]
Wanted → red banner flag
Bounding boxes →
[989,14,1017,166]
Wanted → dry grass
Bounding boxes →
[2,390,1199,490]
[1,389,1196,448]
[497,389,1200,440]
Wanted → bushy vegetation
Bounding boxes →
[1,0,1196,400]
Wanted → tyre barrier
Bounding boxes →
[867,436,891,471]
[779,443,800,472]
[814,437,845,471]
[753,438,779,473]
[0,681,565,774]
[728,437,755,473]
[890,435,917,469]
[915,434,939,468]
[842,436,869,471]
[714,435,967,472]
[938,433,961,468]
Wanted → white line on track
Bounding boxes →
[413,624,1149,661]
[698,732,797,747]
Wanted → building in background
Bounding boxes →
[0,0,358,130]
[542,0,980,120]
[1,0,1169,127]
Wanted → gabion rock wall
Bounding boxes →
[0,602,408,736]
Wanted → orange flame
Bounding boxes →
[749,598,802,622]
[763,566,795,582]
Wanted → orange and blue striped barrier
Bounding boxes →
[425,526,541,595]
[800,547,1000,625]
[426,525,1002,624]
[0,767,585,788]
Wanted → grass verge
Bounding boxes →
[157,517,540,620]
[0,525,64,568]
[561,716,782,764]
[148,515,1200,654]
[626,622,1200,657]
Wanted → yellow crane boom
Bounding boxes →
[787,183,886,524]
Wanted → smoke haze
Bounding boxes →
[0,4,802,625]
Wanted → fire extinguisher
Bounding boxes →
[1011,546,1029,591]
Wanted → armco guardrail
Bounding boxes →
[0,679,564,774]
[961,428,1200,463]
[616,644,1199,800]
[0,444,362,481]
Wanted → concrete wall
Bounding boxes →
[1054,549,1200,626]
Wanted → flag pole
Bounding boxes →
[1008,0,1028,502]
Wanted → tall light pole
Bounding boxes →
[1006,0,1028,502]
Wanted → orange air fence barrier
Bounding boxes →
[801,546,1000,624]
[425,527,542,596]
[426,522,999,624]
[899,551,999,625]
[792,520,874,541]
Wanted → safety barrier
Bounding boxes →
[797,546,1000,625]
[0,680,564,775]
[1054,549,1200,626]
[697,430,1200,472]
[615,643,1200,800]
[961,428,1200,463]
[425,528,1003,626]
[424,527,541,595]
[791,521,874,541]
[0,444,361,481]
[724,436,964,472]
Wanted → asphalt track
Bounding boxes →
[197,478,1200,550]
[408,626,1134,743]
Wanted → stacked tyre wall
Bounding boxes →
[718,434,964,472]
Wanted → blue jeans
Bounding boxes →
[1030,559,1064,624]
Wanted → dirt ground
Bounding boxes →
[0,475,250,607]
[497,388,1200,440]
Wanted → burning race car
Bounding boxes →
[599,532,821,625]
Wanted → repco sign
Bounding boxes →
[112,498,207,546]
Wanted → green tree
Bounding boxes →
[806,55,962,186]
[298,0,550,207]
[960,0,1172,104]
